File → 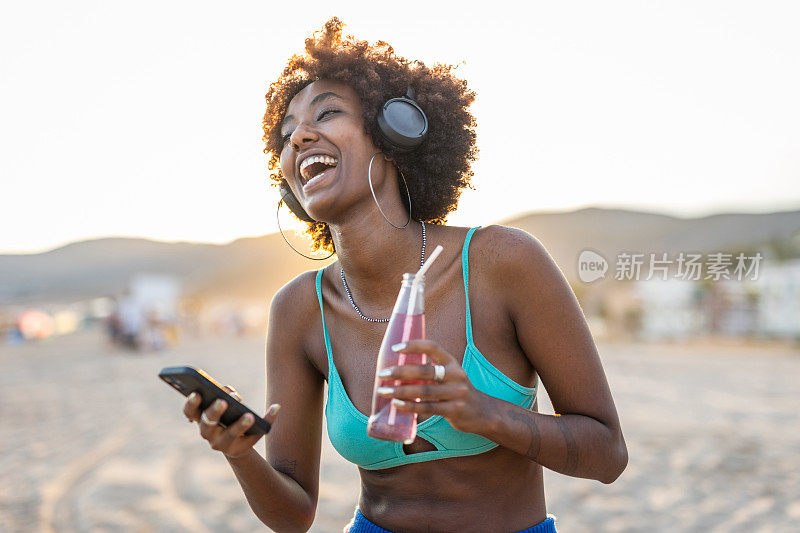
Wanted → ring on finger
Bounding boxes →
[201,412,218,426]
[432,364,446,383]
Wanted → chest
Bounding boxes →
[308,263,535,421]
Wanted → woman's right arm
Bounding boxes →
[184,273,324,532]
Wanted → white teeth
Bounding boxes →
[299,154,338,181]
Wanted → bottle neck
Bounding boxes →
[401,272,425,287]
[395,273,425,315]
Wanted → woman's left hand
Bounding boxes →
[377,339,494,435]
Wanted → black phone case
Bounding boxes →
[159,366,271,436]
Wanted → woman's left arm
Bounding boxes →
[387,226,628,484]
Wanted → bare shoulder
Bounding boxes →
[269,269,322,330]
[267,269,326,368]
[467,224,563,287]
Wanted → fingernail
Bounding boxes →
[268,404,281,416]
[214,399,226,409]
[189,392,198,401]
[376,387,394,395]
[378,368,392,377]
[391,342,407,352]
[242,413,253,425]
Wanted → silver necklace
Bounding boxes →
[340,221,426,323]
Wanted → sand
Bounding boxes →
[1,330,798,532]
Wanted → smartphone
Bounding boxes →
[159,366,271,436]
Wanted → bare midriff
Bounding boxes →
[357,445,547,533]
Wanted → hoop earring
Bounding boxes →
[368,151,412,229]
[277,193,336,261]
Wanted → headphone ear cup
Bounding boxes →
[279,182,315,223]
[377,93,428,153]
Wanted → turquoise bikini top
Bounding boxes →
[316,227,538,470]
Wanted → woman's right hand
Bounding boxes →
[183,391,281,459]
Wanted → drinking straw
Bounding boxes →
[404,245,443,325]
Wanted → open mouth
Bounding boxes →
[299,155,338,187]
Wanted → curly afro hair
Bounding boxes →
[263,17,478,252]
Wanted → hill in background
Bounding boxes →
[1,207,798,306]
[503,207,800,281]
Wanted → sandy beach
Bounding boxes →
[1,330,798,532]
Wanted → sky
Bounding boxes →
[1,1,799,254]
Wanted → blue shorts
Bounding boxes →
[348,508,558,533]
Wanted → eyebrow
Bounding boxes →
[280,92,344,131]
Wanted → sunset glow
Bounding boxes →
[2,1,799,254]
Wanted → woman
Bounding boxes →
[183,18,627,533]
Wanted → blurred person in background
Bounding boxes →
[117,293,143,350]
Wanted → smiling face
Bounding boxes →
[279,79,385,222]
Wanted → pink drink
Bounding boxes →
[367,274,426,444]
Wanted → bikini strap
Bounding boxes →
[462,227,481,345]
[315,268,336,381]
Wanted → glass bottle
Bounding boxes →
[367,273,426,444]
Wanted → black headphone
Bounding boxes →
[279,86,428,222]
